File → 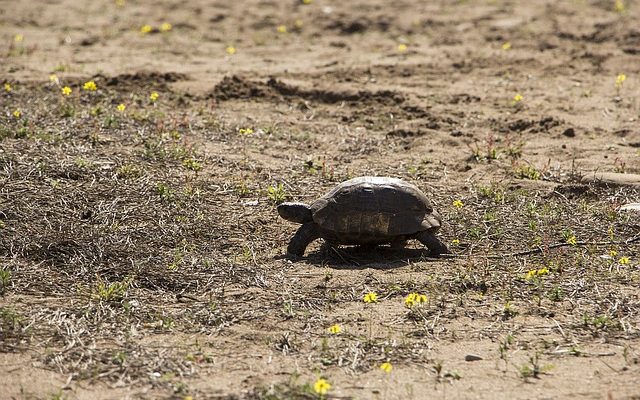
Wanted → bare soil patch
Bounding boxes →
[1,0,639,399]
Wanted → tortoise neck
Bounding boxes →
[277,202,313,224]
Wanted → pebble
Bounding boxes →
[620,203,640,212]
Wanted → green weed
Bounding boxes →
[515,164,540,180]
[0,268,10,293]
[93,276,134,303]
[267,183,288,204]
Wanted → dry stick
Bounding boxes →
[625,234,640,244]
[437,238,639,260]
[551,319,566,340]
[597,357,621,373]
[330,246,360,266]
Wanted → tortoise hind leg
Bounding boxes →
[287,222,321,257]
[415,231,449,256]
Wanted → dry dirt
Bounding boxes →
[1,0,640,399]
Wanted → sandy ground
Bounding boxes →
[1,0,640,399]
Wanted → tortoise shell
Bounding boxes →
[309,177,440,243]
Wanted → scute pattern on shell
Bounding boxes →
[309,177,438,241]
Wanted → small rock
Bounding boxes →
[80,36,99,46]
[465,354,483,362]
[562,127,576,137]
[620,203,640,212]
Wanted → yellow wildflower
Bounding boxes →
[615,73,626,89]
[4,83,11,92]
[140,24,153,34]
[277,25,287,34]
[13,109,22,118]
[614,0,625,12]
[14,34,24,42]
[513,93,523,102]
[226,46,236,55]
[302,0,312,3]
[452,238,460,246]
[398,43,408,53]
[452,199,463,208]
[405,293,427,308]
[566,235,577,246]
[83,81,97,91]
[609,249,618,257]
[160,23,172,32]
[149,91,159,102]
[115,0,125,6]
[49,74,59,84]
[502,42,511,50]
[526,268,550,281]
[328,324,342,334]
[239,127,254,135]
[363,292,378,303]
[380,362,393,373]
[313,378,331,395]
[405,295,415,308]
[61,86,72,96]
[619,256,630,265]
[117,103,126,112]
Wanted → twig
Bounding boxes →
[626,234,640,244]
[552,319,566,340]
[439,239,637,260]
[331,247,360,266]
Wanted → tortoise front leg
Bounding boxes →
[287,222,321,256]
[415,231,449,256]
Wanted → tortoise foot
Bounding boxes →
[416,231,450,256]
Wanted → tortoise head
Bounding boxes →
[277,202,313,224]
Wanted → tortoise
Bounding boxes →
[277,176,449,256]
